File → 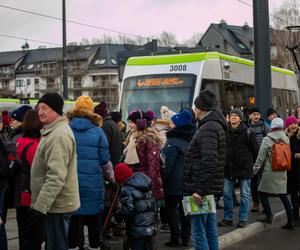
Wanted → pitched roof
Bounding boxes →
[0,50,28,66]
[199,23,253,55]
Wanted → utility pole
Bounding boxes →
[253,0,272,117]
[62,0,68,99]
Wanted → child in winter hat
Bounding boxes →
[114,162,133,184]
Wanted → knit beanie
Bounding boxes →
[249,107,260,115]
[171,109,193,127]
[194,90,215,111]
[11,105,32,123]
[229,108,243,121]
[271,117,284,129]
[75,96,94,112]
[2,110,11,126]
[160,106,176,120]
[114,163,133,184]
[285,116,298,128]
[266,108,277,118]
[37,93,64,115]
[128,109,144,123]
[94,101,108,118]
[110,111,122,123]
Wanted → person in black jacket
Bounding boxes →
[248,107,266,213]
[94,102,122,166]
[288,123,300,227]
[163,109,196,247]
[113,163,157,250]
[219,108,259,228]
[183,90,227,250]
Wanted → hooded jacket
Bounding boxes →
[254,130,289,194]
[115,172,157,239]
[127,128,165,201]
[68,109,110,215]
[183,109,227,197]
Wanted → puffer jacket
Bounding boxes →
[248,119,267,147]
[128,128,165,201]
[68,109,110,215]
[163,125,195,196]
[183,109,227,197]
[225,123,259,179]
[115,172,157,239]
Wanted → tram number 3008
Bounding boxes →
[169,64,187,72]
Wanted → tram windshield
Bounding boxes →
[120,74,196,121]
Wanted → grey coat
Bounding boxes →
[254,130,289,194]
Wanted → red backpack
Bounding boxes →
[271,140,291,171]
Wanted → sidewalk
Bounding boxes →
[6,197,288,250]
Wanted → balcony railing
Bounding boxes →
[36,68,60,76]
[68,66,88,75]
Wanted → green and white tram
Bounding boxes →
[119,52,298,120]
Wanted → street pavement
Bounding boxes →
[6,197,293,249]
[223,222,300,250]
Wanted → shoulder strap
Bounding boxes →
[21,142,35,168]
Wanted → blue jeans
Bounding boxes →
[223,178,251,222]
[191,213,218,250]
[45,213,72,250]
[0,190,7,250]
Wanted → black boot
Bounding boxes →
[293,208,300,227]
[281,222,295,230]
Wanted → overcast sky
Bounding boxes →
[0,0,287,52]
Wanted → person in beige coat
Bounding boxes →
[254,117,294,230]
[23,93,80,250]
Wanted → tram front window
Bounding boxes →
[120,74,196,121]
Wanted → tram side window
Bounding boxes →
[201,79,221,107]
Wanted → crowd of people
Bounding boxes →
[0,90,299,250]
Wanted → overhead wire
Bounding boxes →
[0,4,148,39]
[0,33,60,46]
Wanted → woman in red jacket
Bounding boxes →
[15,110,42,249]
[124,109,165,202]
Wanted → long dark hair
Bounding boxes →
[22,110,42,138]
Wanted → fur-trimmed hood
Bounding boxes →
[126,128,166,149]
[66,109,103,127]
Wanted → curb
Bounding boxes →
[219,210,286,249]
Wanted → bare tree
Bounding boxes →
[183,33,202,47]
[79,38,90,45]
[158,31,178,47]
[270,0,300,70]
